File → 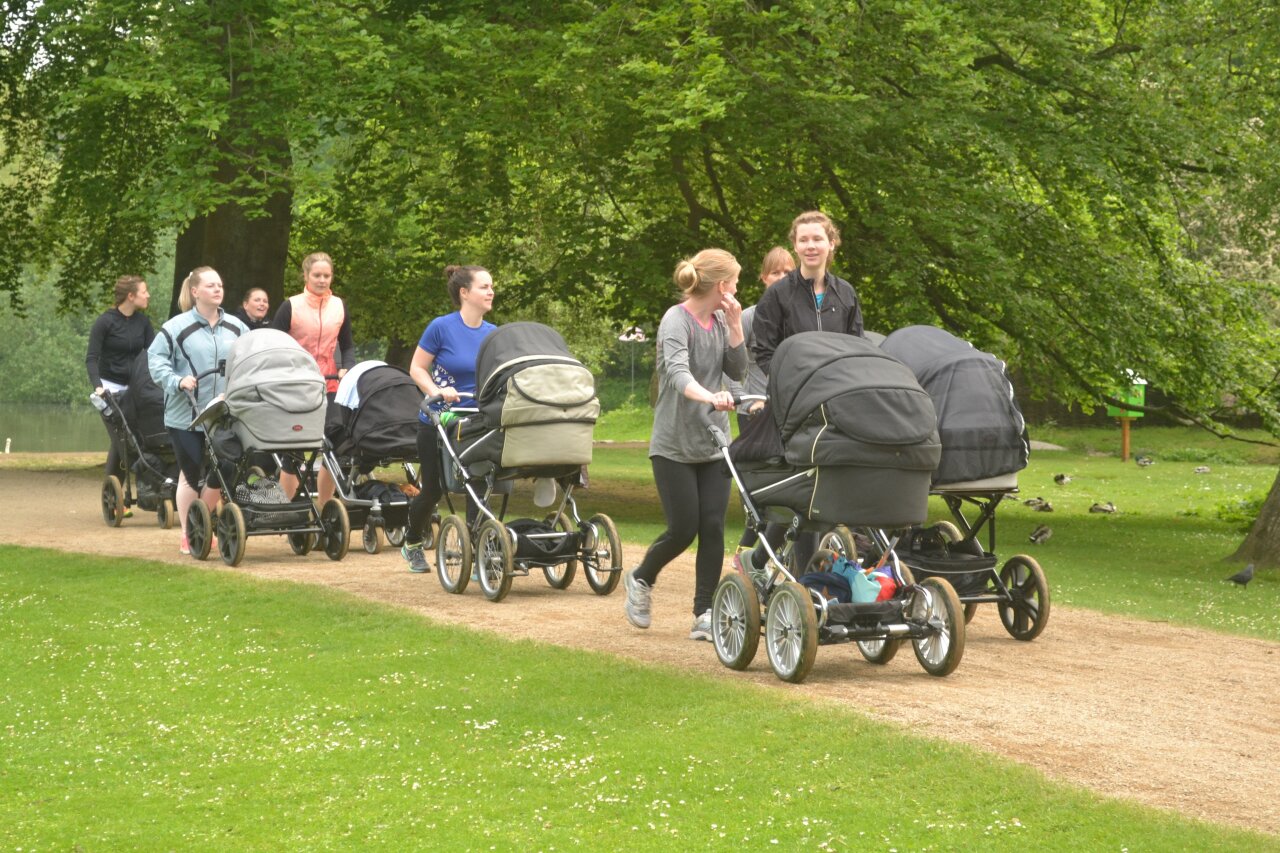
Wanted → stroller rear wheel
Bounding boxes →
[436,515,471,594]
[857,635,901,665]
[764,581,818,684]
[818,525,857,560]
[157,498,176,530]
[101,476,125,527]
[186,501,213,560]
[583,514,622,596]
[712,572,760,670]
[475,519,514,602]
[910,577,965,676]
[541,512,578,589]
[288,531,316,556]
[320,499,350,562]
[998,555,1050,641]
[386,524,409,548]
[217,503,247,567]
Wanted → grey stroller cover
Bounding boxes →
[880,325,1028,485]
[733,332,940,528]
[465,322,599,469]
[222,329,327,450]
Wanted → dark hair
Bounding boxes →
[241,287,268,305]
[113,275,145,307]
[445,265,487,309]
[789,210,842,257]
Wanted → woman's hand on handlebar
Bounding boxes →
[708,390,735,412]
[179,376,197,392]
[438,387,462,405]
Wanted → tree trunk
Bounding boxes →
[1231,468,1280,568]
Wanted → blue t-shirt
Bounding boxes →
[417,312,496,422]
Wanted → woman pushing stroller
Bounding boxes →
[400,265,497,573]
[623,249,746,640]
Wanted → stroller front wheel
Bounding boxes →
[541,512,578,590]
[583,514,622,596]
[764,582,818,684]
[217,502,247,567]
[320,499,350,562]
[101,476,125,527]
[157,498,176,530]
[712,572,760,670]
[186,501,213,560]
[436,515,471,594]
[911,577,965,676]
[475,519,514,602]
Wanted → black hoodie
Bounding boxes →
[750,268,863,376]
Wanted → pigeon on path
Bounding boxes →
[1054,473,1073,485]
[1029,524,1053,545]
[1227,563,1255,587]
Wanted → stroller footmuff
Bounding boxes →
[429,322,621,602]
[711,332,967,683]
[188,329,351,566]
[98,351,180,529]
[881,325,1049,641]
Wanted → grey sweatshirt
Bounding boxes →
[649,304,747,463]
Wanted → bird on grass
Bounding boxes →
[1029,524,1053,545]
[1034,501,1054,513]
[1089,501,1117,514]
[1136,454,1155,467]
[1194,465,1211,474]
[1024,496,1047,508]
[1054,473,1073,485]
[1227,563,1255,587]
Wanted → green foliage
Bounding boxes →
[1,546,1274,850]
[1216,493,1268,533]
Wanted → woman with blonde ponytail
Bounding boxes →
[622,249,746,641]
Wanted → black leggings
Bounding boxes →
[406,422,446,546]
[634,455,731,617]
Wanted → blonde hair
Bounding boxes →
[673,249,740,299]
[788,211,842,258]
[179,266,215,312]
[759,246,795,281]
[301,252,334,283]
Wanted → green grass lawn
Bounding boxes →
[2,546,1274,851]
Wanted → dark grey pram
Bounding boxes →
[97,351,180,528]
[711,332,966,683]
[880,325,1049,641]
[189,329,351,565]
[428,322,621,602]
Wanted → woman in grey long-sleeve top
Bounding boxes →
[623,249,747,642]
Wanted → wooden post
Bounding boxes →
[1119,416,1131,462]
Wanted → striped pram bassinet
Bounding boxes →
[731,332,941,529]
[457,322,600,479]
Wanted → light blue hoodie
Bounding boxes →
[148,307,248,430]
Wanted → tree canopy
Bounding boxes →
[3,0,1279,428]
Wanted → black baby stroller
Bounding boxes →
[427,322,622,603]
[710,332,966,683]
[188,329,351,566]
[880,325,1048,641]
[97,351,181,528]
[320,362,420,554]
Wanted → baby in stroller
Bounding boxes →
[710,332,967,683]
[189,329,352,565]
[426,322,622,602]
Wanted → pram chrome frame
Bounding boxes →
[423,393,622,603]
[708,405,966,683]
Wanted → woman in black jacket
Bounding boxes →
[86,275,155,483]
[737,210,864,586]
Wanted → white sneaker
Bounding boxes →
[623,568,652,629]
[689,611,712,642]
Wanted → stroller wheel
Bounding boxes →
[288,531,316,556]
[857,635,901,665]
[156,498,176,530]
[910,577,965,676]
[386,524,409,548]
[963,602,980,624]
[998,555,1050,641]
[101,476,125,528]
[436,515,471,594]
[475,519,514,602]
[764,582,818,684]
[186,501,213,561]
[217,503,247,567]
[541,512,578,590]
[362,522,382,555]
[817,525,857,560]
[583,513,622,596]
[712,573,760,670]
[320,499,350,562]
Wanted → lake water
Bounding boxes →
[0,403,111,453]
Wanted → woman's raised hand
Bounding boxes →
[719,292,743,326]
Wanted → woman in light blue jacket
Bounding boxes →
[148,267,247,554]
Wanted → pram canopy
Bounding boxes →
[329,363,421,460]
[222,329,327,450]
[880,325,1028,486]
[465,322,599,470]
[732,332,940,528]
[119,350,169,453]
